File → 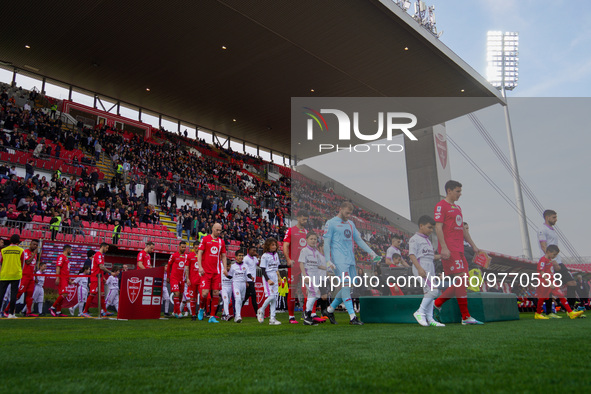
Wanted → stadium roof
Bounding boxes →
[0,0,503,157]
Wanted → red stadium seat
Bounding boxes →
[75,235,85,243]
[32,215,43,223]
[43,216,51,223]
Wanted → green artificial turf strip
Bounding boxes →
[1,312,590,393]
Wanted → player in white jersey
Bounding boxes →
[70,266,90,316]
[220,260,234,321]
[33,262,48,315]
[257,238,282,325]
[105,268,120,312]
[537,209,578,317]
[226,250,252,323]
[409,215,444,327]
[298,232,326,326]
[242,246,259,314]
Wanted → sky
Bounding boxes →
[299,0,591,260]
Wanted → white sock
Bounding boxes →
[164,301,170,314]
[223,297,230,316]
[418,296,431,315]
[426,298,435,320]
[38,302,44,314]
[306,297,318,314]
[349,313,356,320]
[327,305,335,313]
[270,296,277,319]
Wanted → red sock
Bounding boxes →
[207,293,212,314]
[26,296,34,314]
[313,300,318,314]
[287,288,295,316]
[537,298,547,314]
[434,286,456,309]
[457,297,470,320]
[190,299,197,316]
[100,297,107,313]
[455,286,470,320]
[559,298,572,313]
[84,294,95,313]
[173,296,180,314]
[210,295,219,317]
[199,294,206,310]
[52,295,64,311]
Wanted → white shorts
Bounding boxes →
[33,285,44,303]
[263,275,279,298]
[411,260,436,294]
[78,286,88,304]
[221,285,233,302]
[105,290,119,306]
[302,269,322,298]
[232,282,246,303]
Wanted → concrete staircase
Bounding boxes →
[95,154,116,182]
[155,206,178,238]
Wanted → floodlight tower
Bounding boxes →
[487,31,532,260]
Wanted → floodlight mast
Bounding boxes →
[487,31,532,260]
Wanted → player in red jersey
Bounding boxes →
[197,223,227,323]
[432,180,483,325]
[4,239,39,317]
[49,244,72,317]
[282,210,308,324]
[137,242,154,269]
[185,242,201,321]
[167,241,188,318]
[535,245,583,320]
[82,242,112,317]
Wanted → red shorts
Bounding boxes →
[186,275,200,298]
[18,276,35,295]
[89,279,104,295]
[537,286,565,299]
[441,251,469,276]
[58,278,70,296]
[170,277,185,294]
[200,272,221,292]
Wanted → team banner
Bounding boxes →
[118,267,165,320]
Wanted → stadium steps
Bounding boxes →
[155,207,179,237]
[94,154,116,180]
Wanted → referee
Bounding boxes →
[0,234,25,319]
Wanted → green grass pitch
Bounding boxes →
[1,312,590,393]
